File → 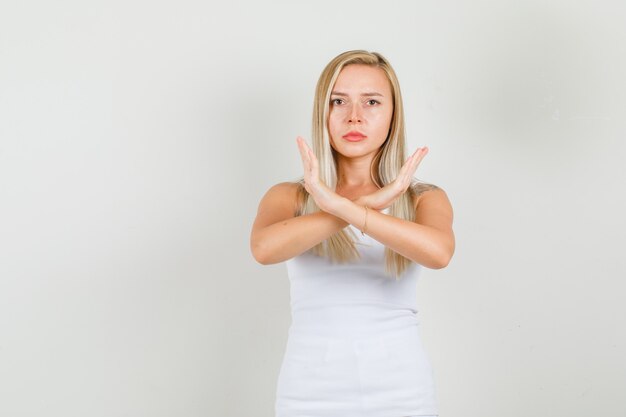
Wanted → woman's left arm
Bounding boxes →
[330,190,455,269]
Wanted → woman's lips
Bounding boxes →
[342,133,366,142]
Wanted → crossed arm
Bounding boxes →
[334,189,454,269]
[250,182,454,269]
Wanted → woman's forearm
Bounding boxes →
[251,210,349,265]
[331,197,454,269]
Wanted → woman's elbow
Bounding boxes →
[252,251,268,265]
[430,243,455,269]
[432,255,451,269]
[250,240,280,265]
[250,240,269,265]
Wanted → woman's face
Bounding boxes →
[328,64,394,160]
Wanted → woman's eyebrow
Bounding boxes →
[331,91,384,97]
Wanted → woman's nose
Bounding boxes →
[348,104,362,123]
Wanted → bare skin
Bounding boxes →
[250,64,454,269]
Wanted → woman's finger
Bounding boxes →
[399,148,421,177]
[414,147,428,168]
[299,137,314,164]
[409,147,428,171]
[308,148,319,178]
[296,136,307,159]
[300,138,316,176]
[297,136,310,170]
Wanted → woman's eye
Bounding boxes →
[367,99,380,105]
[331,98,343,105]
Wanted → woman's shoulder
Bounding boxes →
[263,180,306,215]
[266,181,305,198]
[410,181,443,194]
[266,180,302,192]
[409,181,448,208]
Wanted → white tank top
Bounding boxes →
[285,209,423,339]
[277,209,439,416]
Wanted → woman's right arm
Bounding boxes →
[250,182,349,265]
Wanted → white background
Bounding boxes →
[1,1,625,416]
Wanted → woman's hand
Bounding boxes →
[296,136,345,215]
[359,146,429,211]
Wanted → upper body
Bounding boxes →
[250,50,454,273]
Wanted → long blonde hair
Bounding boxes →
[295,49,426,279]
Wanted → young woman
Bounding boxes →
[250,50,455,417]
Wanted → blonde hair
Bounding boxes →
[294,49,431,279]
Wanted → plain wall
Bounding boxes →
[1,0,624,416]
